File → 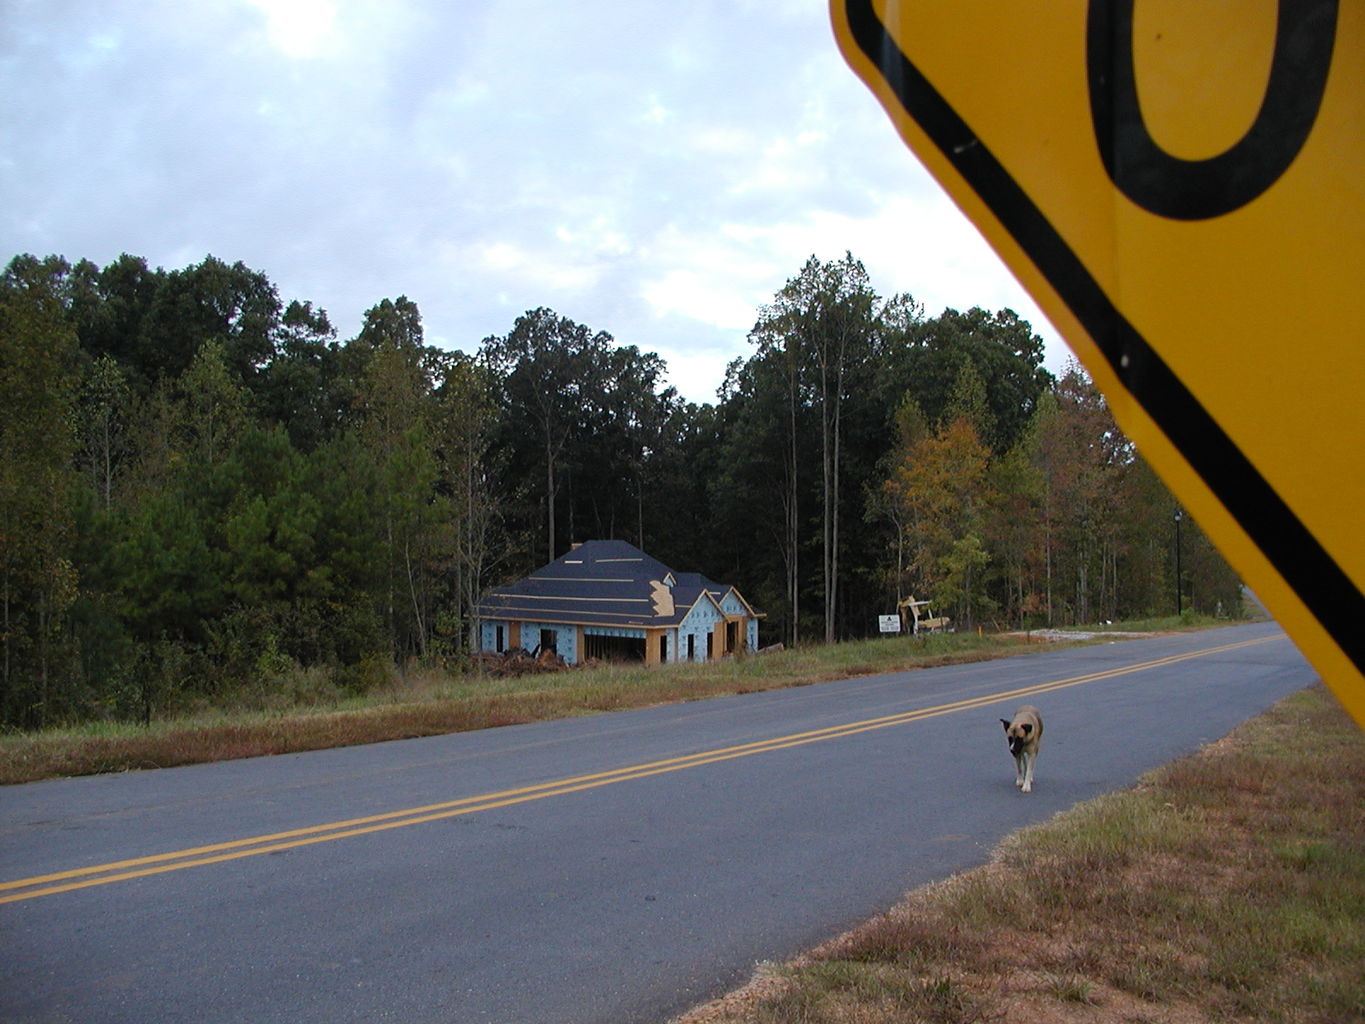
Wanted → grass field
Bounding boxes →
[0,623,1126,786]
[675,685,1365,1024]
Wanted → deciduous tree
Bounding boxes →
[0,256,81,725]
[753,253,880,642]
[485,308,612,564]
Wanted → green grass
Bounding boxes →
[0,613,1233,786]
[679,685,1365,1024]
[0,629,1064,785]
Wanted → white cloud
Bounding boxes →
[657,341,741,403]
[472,239,599,295]
[640,270,757,333]
[727,131,830,198]
[642,94,673,125]
[1,0,1071,407]
[639,223,783,328]
[245,0,338,59]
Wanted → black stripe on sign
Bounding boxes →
[840,0,1363,675]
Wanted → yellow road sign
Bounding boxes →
[831,0,1365,727]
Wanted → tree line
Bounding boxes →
[0,251,1241,728]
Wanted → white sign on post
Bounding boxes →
[878,614,902,634]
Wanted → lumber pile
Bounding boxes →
[474,647,570,677]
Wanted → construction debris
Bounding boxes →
[473,647,571,677]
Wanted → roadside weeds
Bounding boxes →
[0,628,1124,786]
[674,684,1365,1024]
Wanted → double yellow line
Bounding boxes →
[1,633,1280,905]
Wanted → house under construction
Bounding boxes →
[475,540,762,665]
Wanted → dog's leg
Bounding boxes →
[1014,754,1025,789]
[1020,751,1035,793]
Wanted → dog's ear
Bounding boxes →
[1001,718,1011,731]
[1020,722,1033,736]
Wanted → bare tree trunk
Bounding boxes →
[459,443,495,656]
[545,432,556,562]
[385,508,396,658]
[1045,525,1054,626]
[38,590,49,728]
[819,328,848,645]
[814,344,835,645]
[822,390,833,644]
[1077,556,1089,625]
[1,568,10,718]
[405,536,427,659]
[101,413,113,508]
[787,367,800,647]
[824,374,835,641]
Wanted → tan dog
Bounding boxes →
[1001,706,1043,792]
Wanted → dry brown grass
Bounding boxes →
[0,630,1062,785]
[676,684,1365,1024]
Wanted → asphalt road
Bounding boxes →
[0,621,1315,1023]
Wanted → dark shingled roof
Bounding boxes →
[476,540,754,629]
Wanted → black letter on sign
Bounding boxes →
[1087,0,1337,220]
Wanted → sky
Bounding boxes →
[2,0,1072,405]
